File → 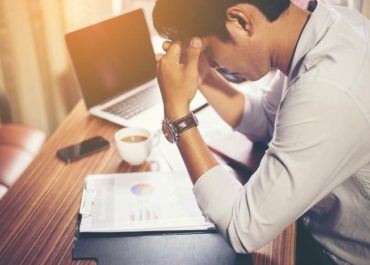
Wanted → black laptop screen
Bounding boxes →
[65,9,156,109]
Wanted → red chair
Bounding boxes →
[0,91,46,200]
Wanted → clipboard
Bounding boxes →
[72,213,252,265]
[72,172,252,264]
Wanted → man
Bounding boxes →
[152,0,370,264]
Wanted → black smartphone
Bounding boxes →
[56,136,110,163]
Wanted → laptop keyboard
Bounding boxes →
[103,86,161,119]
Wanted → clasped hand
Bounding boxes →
[155,37,204,120]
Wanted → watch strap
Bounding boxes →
[174,112,198,135]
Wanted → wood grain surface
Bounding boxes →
[0,101,295,265]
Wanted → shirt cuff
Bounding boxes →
[193,165,243,237]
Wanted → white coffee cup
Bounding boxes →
[114,128,160,166]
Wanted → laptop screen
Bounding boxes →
[66,9,156,109]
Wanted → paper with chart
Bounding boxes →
[79,172,215,233]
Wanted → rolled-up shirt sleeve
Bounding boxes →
[193,80,369,253]
[235,71,286,143]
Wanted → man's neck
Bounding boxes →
[270,3,310,75]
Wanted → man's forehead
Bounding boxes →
[201,36,223,56]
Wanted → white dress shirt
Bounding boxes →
[193,3,370,264]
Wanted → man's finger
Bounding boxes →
[155,53,164,62]
[185,37,203,72]
[164,41,182,62]
[162,41,172,51]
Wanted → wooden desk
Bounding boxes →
[0,101,295,264]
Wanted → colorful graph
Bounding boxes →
[130,183,154,197]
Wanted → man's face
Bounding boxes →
[202,35,271,82]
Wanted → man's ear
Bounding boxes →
[225,6,254,38]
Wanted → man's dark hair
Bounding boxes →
[153,0,291,42]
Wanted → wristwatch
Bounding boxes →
[162,112,199,143]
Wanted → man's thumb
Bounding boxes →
[186,37,202,72]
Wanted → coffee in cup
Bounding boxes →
[121,135,148,143]
[114,128,160,166]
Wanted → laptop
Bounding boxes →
[65,9,165,131]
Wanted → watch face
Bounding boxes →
[162,123,175,143]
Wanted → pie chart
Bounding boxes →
[130,183,154,196]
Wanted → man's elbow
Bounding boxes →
[226,222,265,254]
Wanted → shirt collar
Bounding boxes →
[288,2,337,81]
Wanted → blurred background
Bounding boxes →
[0,0,369,136]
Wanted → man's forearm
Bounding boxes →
[200,71,248,128]
[175,71,247,183]
[177,127,219,183]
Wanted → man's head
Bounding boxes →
[153,0,292,81]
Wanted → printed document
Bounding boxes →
[79,172,215,233]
